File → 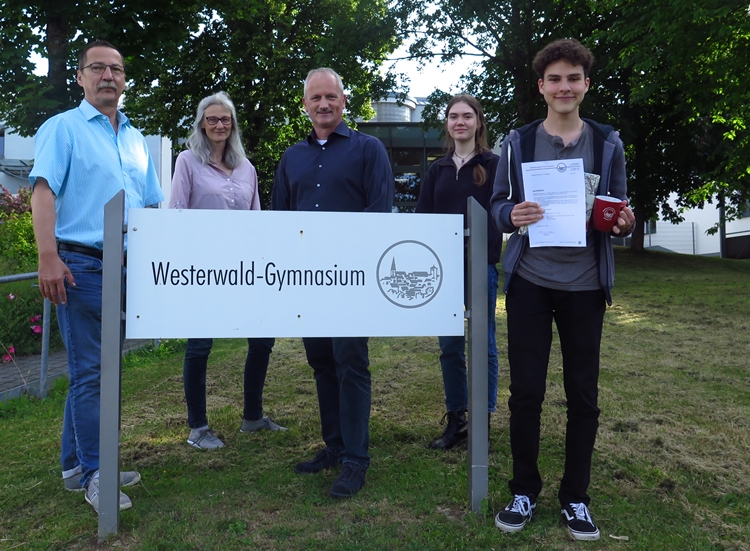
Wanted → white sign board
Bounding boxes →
[126,209,464,338]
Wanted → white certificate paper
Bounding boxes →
[521,158,587,247]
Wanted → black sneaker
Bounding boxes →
[561,502,600,541]
[293,448,340,474]
[494,494,536,533]
[428,411,468,450]
[329,462,366,498]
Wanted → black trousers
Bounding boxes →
[302,337,371,468]
[505,275,605,506]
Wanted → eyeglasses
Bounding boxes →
[80,63,126,76]
[205,116,233,126]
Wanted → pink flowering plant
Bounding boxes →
[2,344,14,363]
[0,185,32,216]
[1,186,63,356]
[1,186,62,356]
[0,282,63,357]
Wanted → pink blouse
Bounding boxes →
[168,149,260,211]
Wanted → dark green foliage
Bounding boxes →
[0,1,401,206]
[0,0,204,135]
[401,0,750,249]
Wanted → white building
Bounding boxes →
[368,93,426,123]
[0,122,172,203]
[628,194,750,258]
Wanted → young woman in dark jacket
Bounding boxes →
[416,95,503,449]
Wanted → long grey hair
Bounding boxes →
[186,91,246,169]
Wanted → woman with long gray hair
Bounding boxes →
[169,91,286,450]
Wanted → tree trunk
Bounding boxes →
[45,13,69,117]
[629,108,646,252]
[629,205,645,251]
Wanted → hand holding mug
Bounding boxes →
[613,203,635,235]
[592,195,627,232]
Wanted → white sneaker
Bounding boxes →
[495,494,536,533]
[84,473,133,513]
[64,467,141,491]
[561,502,600,541]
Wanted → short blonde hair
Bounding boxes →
[304,68,344,98]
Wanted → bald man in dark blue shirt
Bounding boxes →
[272,67,393,498]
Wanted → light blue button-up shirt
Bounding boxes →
[29,99,164,249]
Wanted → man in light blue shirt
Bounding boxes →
[29,40,163,514]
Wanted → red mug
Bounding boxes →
[592,195,626,232]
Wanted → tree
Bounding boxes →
[0,1,401,203]
[125,0,400,203]
[400,0,750,250]
[0,1,203,135]
[398,0,603,144]
[605,0,750,243]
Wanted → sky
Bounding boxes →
[385,43,476,98]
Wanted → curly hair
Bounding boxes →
[532,39,594,79]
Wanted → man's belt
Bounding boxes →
[57,242,103,260]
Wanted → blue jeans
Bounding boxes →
[57,251,107,489]
[505,275,605,505]
[302,337,371,469]
[183,337,276,428]
[438,264,499,413]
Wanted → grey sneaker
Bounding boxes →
[64,467,141,492]
[240,417,288,433]
[84,474,132,513]
[187,427,225,449]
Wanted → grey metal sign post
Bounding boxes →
[466,197,489,513]
[99,190,126,542]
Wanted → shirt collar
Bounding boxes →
[307,120,350,144]
[78,99,129,127]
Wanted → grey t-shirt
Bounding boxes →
[516,122,600,291]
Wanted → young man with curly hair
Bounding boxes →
[490,39,635,541]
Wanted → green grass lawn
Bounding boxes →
[1,248,749,550]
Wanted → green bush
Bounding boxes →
[0,185,62,357]
[0,211,37,273]
[0,185,37,274]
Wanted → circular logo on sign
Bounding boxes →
[603,206,617,220]
[377,240,443,308]
[556,162,567,173]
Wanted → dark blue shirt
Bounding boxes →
[272,121,394,213]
